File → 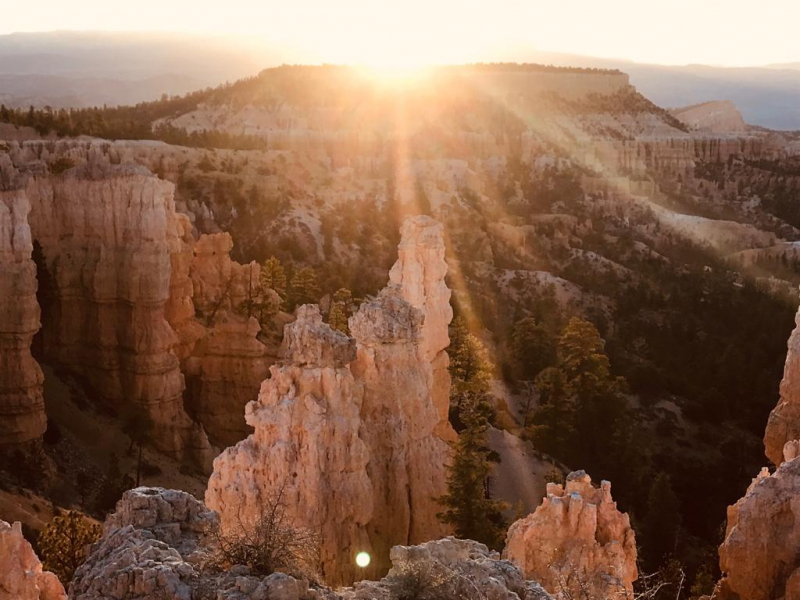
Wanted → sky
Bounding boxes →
[3,0,800,68]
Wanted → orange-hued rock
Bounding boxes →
[0,519,66,600]
[0,188,45,445]
[713,446,800,600]
[206,305,373,586]
[350,282,452,576]
[504,470,638,599]
[184,312,273,447]
[190,232,260,321]
[670,101,748,134]
[24,164,210,464]
[764,304,800,466]
[388,215,456,443]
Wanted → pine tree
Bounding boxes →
[38,511,101,584]
[510,317,556,380]
[327,288,353,335]
[528,367,575,461]
[449,317,492,394]
[437,393,507,550]
[259,256,287,302]
[642,472,682,570]
[288,267,320,310]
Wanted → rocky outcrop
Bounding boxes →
[347,537,552,600]
[206,305,373,586]
[72,487,550,600]
[764,304,800,466]
[503,470,638,600]
[350,283,452,576]
[184,312,272,447]
[0,188,45,445]
[713,445,800,600]
[387,215,456,442]
[23,163,210,464]
[190,233,260,321]
[0,519,66,600]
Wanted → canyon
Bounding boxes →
[2,62,800,599]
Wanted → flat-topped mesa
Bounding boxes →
[764,303,800,466]
[712,445,800,600]
[0,188,45,445]
[205,305,373,586]
[0,519,66,600]
[388,215,456,442]
[23,163,210,464]
[503,470,638,600]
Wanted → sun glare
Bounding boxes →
[360,63,432,86]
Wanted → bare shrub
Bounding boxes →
[211,483,320,579]
[387,561,454,600]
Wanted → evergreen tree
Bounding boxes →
[120,406,154,487]
[437,393,507,550]
[528,367,575,461]
[448,316,494,429]
[327,288,353,335]
[510,317,556,380]
[259,256,287,302]
[642,472,682,570]
[288,267,320,310]
[38,511,101,584]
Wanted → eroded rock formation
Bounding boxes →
[184,312,272,447]
[206,305,373,586]
[23,163,210,464]
[713,444,800,600]
[71,487,551,600]
[387,215,456,442]
[0,519,66,600]
[503,470,638,600]
[764,304,800,466]
[350,282,452,575]
[190,232,260,321]
[0,188,45,445]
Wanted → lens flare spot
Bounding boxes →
[355,551,371,568]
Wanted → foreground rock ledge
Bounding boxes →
[69,487,552,600]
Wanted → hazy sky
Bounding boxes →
[3,0,800,67]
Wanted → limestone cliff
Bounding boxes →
[205,305,373,586]
[184,233,273,447]
[764,303,800,466]
[387,215,456,443]
[190,232,260,321]
[713,443,800,600]
[503,470,638,600]
[0,519,66,600]
[23,163,210,463]
[184,312,272,447]
[0,188,45,445]
[350,283,452,576]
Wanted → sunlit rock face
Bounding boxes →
[0,519,66,600]
[190,232,260,319]
[206,305,373,586]
[0,188,45,445]
[713,445,800,600]
[184,312,272,447]
[387,215,456,443]
[23,163,210,464]
[764,304,800,466]
[350,282,452,576]
[503,470,638,600]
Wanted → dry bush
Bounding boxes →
[212,483,320,579]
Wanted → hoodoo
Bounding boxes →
[0,187,45,445]
[504,470,638,600]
